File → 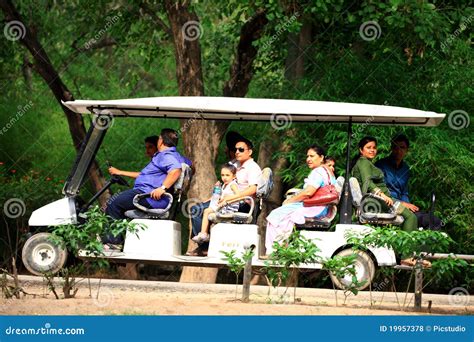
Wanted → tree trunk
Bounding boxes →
[165,1,220,283]
[285,19,311,82]
[0,0,108,206]
[163,2,268,283]
[256,129,294,257]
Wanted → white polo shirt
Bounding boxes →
[235,158,262,192]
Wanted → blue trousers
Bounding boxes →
[105,189,153,220]
[104,189,154,244]
[190,201,211,249]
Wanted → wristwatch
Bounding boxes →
[160,185,167,191]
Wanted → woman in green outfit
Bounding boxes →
[351,136,418,232]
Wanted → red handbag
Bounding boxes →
[303,167,339,207]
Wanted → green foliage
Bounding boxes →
[221,247,254,298]
[50,206,145,260]
[264,230,320,288]
[346,226,454,258]
[323,254,365,297]
[221,248,254,279]
[346,226,472,291]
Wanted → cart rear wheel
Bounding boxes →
[329,249,375,291]
[22,233,67,275]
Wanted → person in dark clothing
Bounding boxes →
[375,134,442,230]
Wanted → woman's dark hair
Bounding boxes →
[221,162,237,175]
[351,136,378,169]
[307,145,326,160]
[160,128,179,147]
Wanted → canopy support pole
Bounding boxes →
[339,118,353,224]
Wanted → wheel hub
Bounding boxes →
[32,243,56,267]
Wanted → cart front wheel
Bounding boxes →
[22,233,67,276]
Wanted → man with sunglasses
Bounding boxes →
[187,137,262,256]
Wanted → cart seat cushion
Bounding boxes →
[349,177,363,207]
[208,211,253,224]
[124,209,170,220]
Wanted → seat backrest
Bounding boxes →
[349,177,363,207]
[173,163,193,195]
[256,167,274,199]
[335,176,345,200]
[169,163,192,220]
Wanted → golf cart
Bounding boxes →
[21,96,445,290]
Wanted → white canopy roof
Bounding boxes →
[63,96,445,126]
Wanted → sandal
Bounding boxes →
[191,232,210,244]
[401,258,431,268]
[103,243,122,251]
[185,247,207,257]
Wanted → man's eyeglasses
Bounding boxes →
[234,147,247,153]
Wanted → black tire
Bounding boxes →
[21,232,67,276]
[329,249,375,291]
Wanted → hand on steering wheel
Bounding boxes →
[107,165,129,187]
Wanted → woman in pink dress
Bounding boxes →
[265,145,336,253]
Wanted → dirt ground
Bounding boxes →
[1,276,472,316]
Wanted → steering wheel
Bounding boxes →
[106,161,129,187]
[111,175,129,187]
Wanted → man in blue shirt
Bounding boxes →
[106,128,191,222]
[376,134,441,230]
